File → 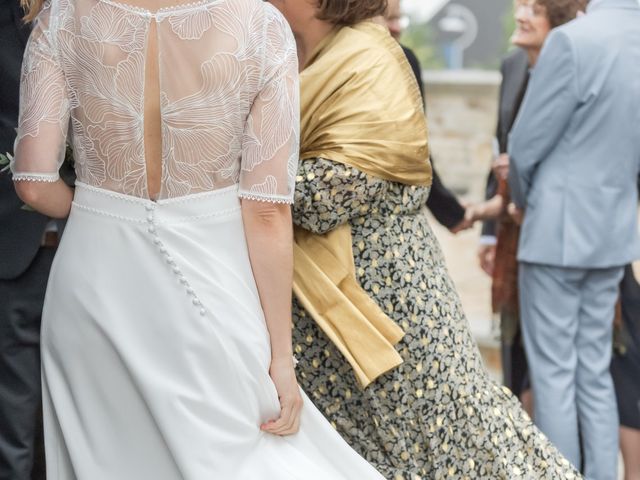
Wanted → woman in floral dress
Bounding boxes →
[271,0,583,478]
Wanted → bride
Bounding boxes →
[12,0,384,478]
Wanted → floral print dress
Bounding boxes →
[292,158,581,480]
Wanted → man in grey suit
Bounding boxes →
[508,0,640,478]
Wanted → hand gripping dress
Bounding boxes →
[10,1,384,478]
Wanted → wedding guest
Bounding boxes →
[11,0,386,477]
[0,3,47,478]
[272,0,582,477]
[612,260,640,480]
[383,0,471,234]
[509,0,640,477]
[478,0,587,415]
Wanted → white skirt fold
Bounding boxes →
[42,182,383,480]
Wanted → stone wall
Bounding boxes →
[424,70,501,202]
[422,70,503,370]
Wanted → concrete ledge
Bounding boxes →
[423,69,502,87]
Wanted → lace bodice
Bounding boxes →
[11,0,299,202]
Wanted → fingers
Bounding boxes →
[495,153,509,166]
[449,218,472,234]
[261,404,291,433]
[278,395,303,434]
[481,260,495,277]
[492,155,510,180]
[262,411,298,435]
[268,403,294,433]
[261,394,303,436]
[478,245,496,276]
[507,203,524,225]
[496,166,509,180]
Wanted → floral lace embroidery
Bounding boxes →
[167,8,215,39]
[12,0,299,203]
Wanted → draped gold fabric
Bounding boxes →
[292,22,432,388]
[293,227,406,388]
[299,22,431,186]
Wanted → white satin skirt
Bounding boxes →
[41,182,383,480]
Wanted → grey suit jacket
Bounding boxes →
[508,0,640,268]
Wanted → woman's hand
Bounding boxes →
[465,195,505,223]
[261,356,303,436]
[478,244,496,276]
[507,202,524,225]
[492,153,510,180]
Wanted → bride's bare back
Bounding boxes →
[12,0,299,203]
[128,0,206,198]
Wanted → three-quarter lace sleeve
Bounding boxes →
[11,5,70,183]
[239,6,299,204]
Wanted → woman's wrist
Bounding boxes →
[270,331,294,363]
[270,352,295,367]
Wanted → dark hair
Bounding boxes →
[535,0,588,28]
[316,0,388,26]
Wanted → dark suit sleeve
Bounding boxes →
[401,45,425,102]
[0,5,29,154]
[481,58,510,239]
[426,165,466,229]
[481,172,498,237]
[0,4,52,279]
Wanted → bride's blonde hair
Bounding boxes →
[21,0,45,22]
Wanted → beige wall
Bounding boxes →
[424,70,501,202]
[422,70,502,364]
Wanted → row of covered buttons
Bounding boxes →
[145,203,207,317]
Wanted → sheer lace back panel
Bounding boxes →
[11,0,300,203]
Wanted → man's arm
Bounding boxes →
[508,29,579,208]
[426,164,467,230]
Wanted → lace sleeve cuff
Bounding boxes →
[11,172,60,182]
[237,190,294,205]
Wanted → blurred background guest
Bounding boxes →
[0,2,47,479]
[478,0,588,416]
[613,257,640,480]
[508,0,640,477]
[276,0,582,476]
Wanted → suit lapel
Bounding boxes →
[500,50,530,136]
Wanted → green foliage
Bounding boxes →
[402,2,518,71]
[502,2,517,56]
[401,22,445,70]
[0,152,12,173]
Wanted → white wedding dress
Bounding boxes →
[11,1,384,478]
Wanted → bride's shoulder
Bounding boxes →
[232,0,293,43]
[239,0,288,24]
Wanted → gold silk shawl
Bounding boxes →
[299,22,431,185]
[293,22,432,388]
